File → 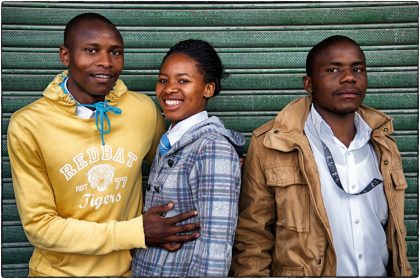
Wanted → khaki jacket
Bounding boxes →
[231,96,412,277]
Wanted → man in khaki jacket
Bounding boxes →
[231,35,412,277]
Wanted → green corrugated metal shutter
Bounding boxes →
[1,1,418,277]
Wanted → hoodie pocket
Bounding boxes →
[265,164,309,233]
[41,249,63,264]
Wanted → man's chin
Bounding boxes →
[91,89,113,97]
[336,107,359,115]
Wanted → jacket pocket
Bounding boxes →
[391,168,407,190]
[265,164,309,233]
[390,167,408,237]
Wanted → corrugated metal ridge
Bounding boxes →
[1,264,30,269]
[2,23,418,31]
[2,1,418,9]
[2,45,419,52]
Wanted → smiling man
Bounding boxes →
[7,13,200,277]
[231,35,412,277]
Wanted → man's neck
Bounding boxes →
[313,104,356,148]
[67,78,105,104]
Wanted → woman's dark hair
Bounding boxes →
[161,39,228,96]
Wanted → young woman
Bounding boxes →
[132,39,245,277]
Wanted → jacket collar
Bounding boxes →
[42,71,127,115]
[264,95,393,152]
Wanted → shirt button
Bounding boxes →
[167,159,174,167]
[358,254,363,259]
[352,184,356,189]
[355,219,360,224]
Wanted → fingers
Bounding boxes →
[170,222,201,236]
[166,210,198,225]
[145,202,174,215]
[143,205,201,248]
[161,242,182,252]
[165,232,201,244]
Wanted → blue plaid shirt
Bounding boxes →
[132,117,245,277]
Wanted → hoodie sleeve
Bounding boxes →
[187,135,241,277]
[7,115,146,255]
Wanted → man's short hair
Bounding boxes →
[64,13,121,47]
[305,35,365,76]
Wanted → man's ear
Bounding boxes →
[59,45,70,67]
[303,76,313,94]
[204,82,215,99]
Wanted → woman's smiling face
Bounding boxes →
[156,53,215,126]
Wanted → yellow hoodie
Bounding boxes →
[7,72,165,276]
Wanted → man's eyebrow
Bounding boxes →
[82,42,100,46]
[327,61,365,66]
[81,43,123,49]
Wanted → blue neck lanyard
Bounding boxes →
[311,110,382,195]
[320,140,382,195]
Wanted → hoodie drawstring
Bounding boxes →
[79,101,122,145]
[59,76,122,145]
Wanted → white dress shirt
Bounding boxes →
[166,111,209,146]
[62,78,95,119]
[304,104,389,276]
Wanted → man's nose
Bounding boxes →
[340,68,356,83]
[97,51,112,68]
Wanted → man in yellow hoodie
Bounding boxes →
[7,13,200,277]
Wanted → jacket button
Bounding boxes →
[273,129,279,134]
[146,183,151,191]
[167,159,174,167]
[317,259,322,265]
[384,160,389,165]
[384,127,388,132]
[154,186,161,193]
